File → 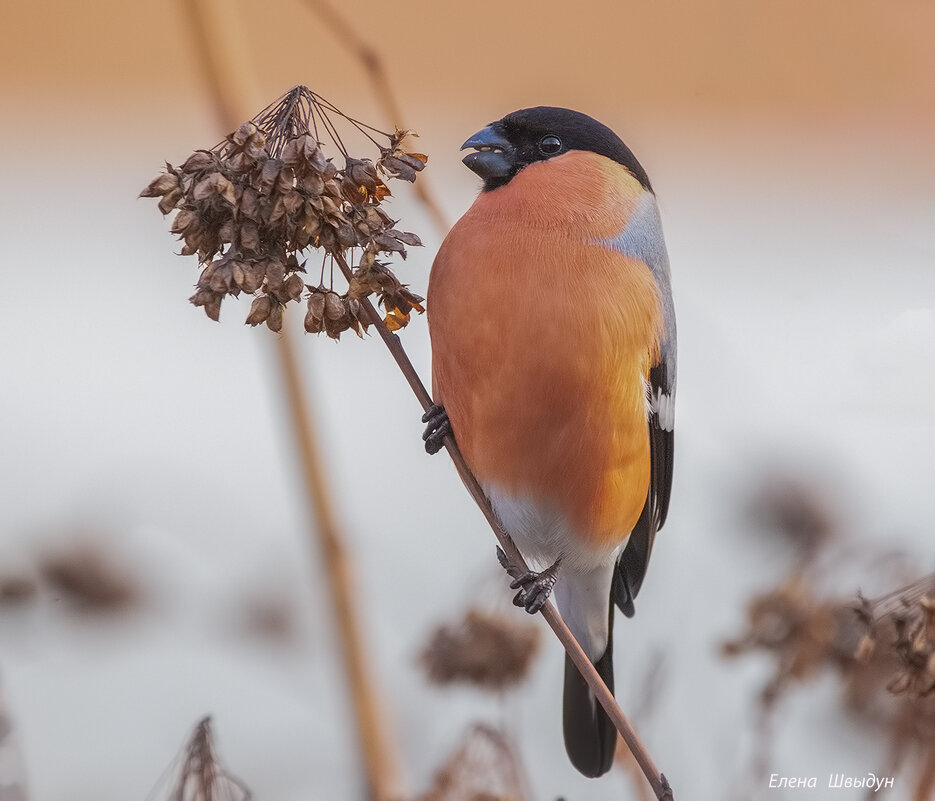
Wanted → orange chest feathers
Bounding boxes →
[428,151,663,547]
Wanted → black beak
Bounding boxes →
[460,123,513,181]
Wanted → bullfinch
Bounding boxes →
[422,107,675,778]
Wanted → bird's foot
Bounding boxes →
[421,404,452,454]
[496,546,561,614]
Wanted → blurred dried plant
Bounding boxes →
[0,571,38,605]
[239,589,298,644]
[724,572,935,798]
[38,542,138,612]
[721,577,857,701]
[0,680,29,801]
[152,717,250,801]
[854,576,935,699]
[746,474,838,559]
[142,85,426,337]
[419,608,542,692]
[418,723,529,801]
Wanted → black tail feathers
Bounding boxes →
[562,630,617,777]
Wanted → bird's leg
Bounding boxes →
[496,546,561,614]
[421,404,452,454]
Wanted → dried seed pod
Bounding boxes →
[299,134,328,172]
[170,209,196,234]
[283,273,305,301]
[340,177,368,204]
[378,155,418,182]
[232,121,258,146]
[181,150,216,173]
[217,219,235,245]
[304,290,326,332]
[140,171,180,198]
[324,315,349,340]
[190,288,222,321]
[244,131,267,161]
[157,188,183,215]
[324,291,344,321]
[297,170,325,196]
[254,158,282,194]
[391,230,423,247]
[245,294,271,326]
[321,160,338,181]
[240,187,260,220]
[240,260,265,293]
[373,231,408,256]
[266,299,283,332]
[239,221,261,253]
[231,261,246,289]
[265,259,286,290]
[345,158,380,191]
[334,221,359,248]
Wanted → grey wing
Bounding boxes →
[608,191,676,618]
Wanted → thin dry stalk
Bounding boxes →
[914,746,935,801]
[178,2,400,800]
[300,0,449,237]
[330,252,674,800]
[163,717,250,801]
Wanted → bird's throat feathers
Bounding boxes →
[464,150,647,237]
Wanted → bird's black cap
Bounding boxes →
[461,106,652,193]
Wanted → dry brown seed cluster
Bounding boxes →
[141,87,426,337]
[419,608,542,692]
[721,577,855,699]
[856,582,935,698]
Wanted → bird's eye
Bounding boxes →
[539,135,562,155]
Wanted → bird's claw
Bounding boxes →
[421,404,452,455]
[496,546,560,615]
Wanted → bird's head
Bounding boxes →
[460,106,652,193]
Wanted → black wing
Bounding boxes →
[612,359,674,618]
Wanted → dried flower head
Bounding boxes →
[855,576,935,699]
[724,570,935,798]
[420,723,529,801]
[419,608,542,692]
[152,717,250,801]
[142,86,426,338]
[721,577,854,700]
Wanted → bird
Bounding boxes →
[422,106,675,778]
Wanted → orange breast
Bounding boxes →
[428,151,662,548]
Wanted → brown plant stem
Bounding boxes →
[334,253,674,800]
[179,2,400,800]
[300,0,450,236]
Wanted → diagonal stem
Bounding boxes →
[333,252,674,800]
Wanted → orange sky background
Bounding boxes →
[2,0,934,128]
